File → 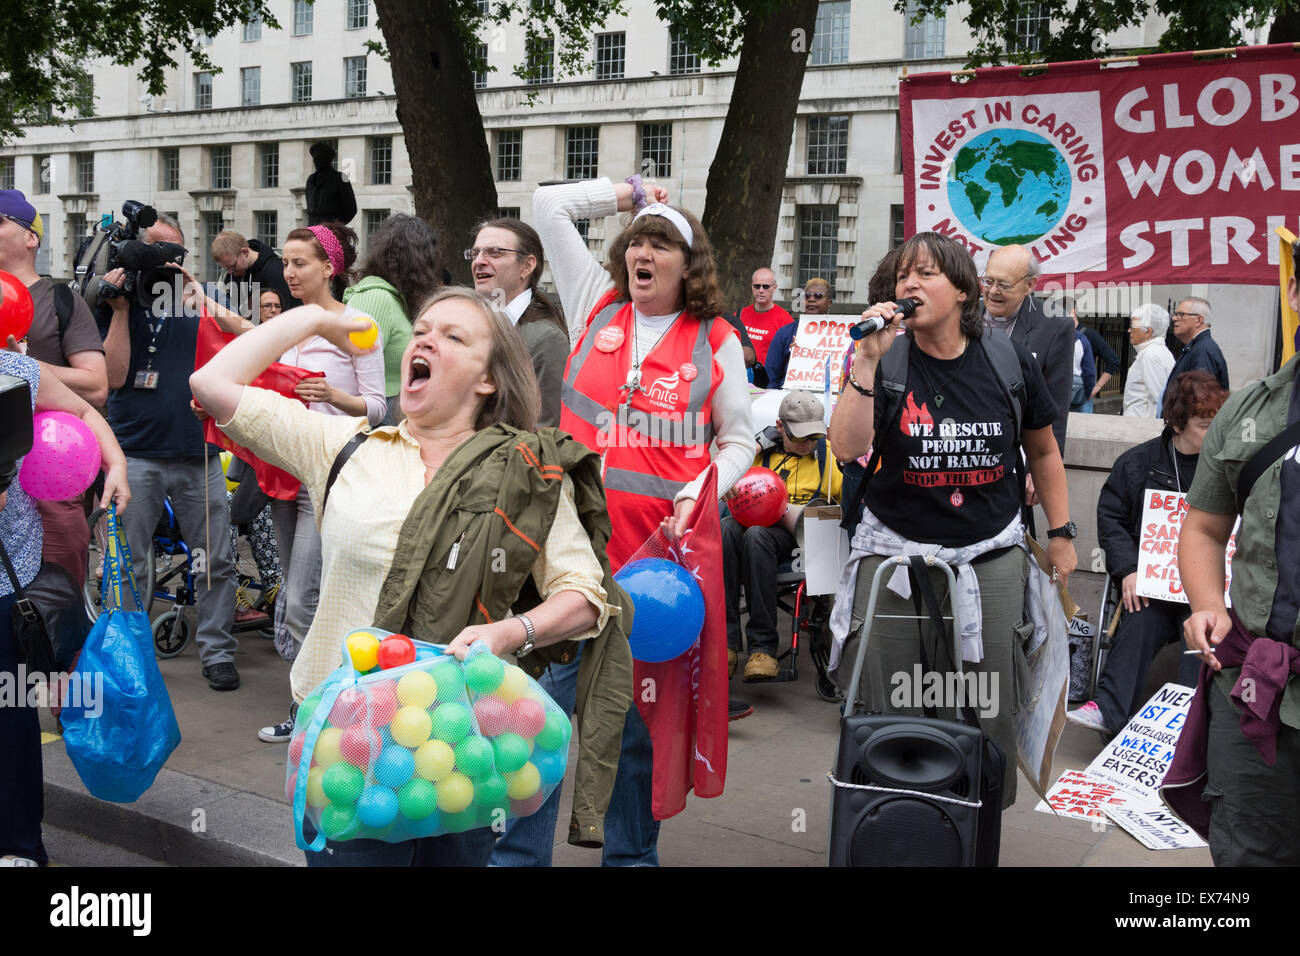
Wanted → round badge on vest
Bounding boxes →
[595,326,625,352]
[950,490,964,508]
[678,362,698,382]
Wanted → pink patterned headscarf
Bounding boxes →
[307,225,345,277]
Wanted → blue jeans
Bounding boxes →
[490,647,583,866]
[601,704,660,866]
[303,820,495,866]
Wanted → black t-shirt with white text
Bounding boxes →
[864,336,1055,547]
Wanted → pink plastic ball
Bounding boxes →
[509,698,546,738]
[473,696,510,737]
[18,411,101,501]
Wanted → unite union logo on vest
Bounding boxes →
[644,370,683,408]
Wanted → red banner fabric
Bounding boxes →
[901,43,1300,286]
[192,312,321,500]
[625,465,729,820]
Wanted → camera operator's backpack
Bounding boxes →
[70,225,115,310]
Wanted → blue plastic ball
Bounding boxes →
[532,748,567,789]
[614,558,705,662]
[374,744,416,789]
[356,785,400,829]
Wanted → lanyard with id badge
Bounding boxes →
[134,314,165,390]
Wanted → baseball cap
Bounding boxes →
[0,189,43,244]
[778,391,827,439]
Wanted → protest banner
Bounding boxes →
[1034,768,1134,820]
[1084,682,1193,800]
[1102,802,1208,850]
[1134,489,1238,603]
[901,44,1300,286]
[781,316,853,395]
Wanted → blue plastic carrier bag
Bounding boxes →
[61,504,181,802]
[291,629,572,851]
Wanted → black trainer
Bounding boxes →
[258,701,298,743]
[202,661,240,691]
[728,698,754,721]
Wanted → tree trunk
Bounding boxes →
[376,0,497,284]
[1269,5,1300,43]
[702,0,821,312]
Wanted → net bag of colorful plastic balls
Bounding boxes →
[289,628,572,849]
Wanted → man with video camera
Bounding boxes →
[96,212,241,691]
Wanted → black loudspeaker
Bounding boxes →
[828,714,997,867]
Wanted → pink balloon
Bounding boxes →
[18,411,100,501]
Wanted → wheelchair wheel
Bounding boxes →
[152,611,191,659]
[84,507,155,621]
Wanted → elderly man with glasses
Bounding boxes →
[1163,298,1230,405]
[980,245,1074,457]
[1123,303,1175,418]
[764,277,833,389]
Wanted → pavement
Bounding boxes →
[39,569,1211,867]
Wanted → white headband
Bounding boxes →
[633,203,693,249]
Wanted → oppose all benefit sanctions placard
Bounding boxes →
[1135,489,1238,604]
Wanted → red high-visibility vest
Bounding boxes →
[561,291,734,569]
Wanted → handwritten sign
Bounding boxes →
[782,317,853,395]
[1135,489,1237,604]
[1084,683,1192,801]
[1034,768,1135,820]
[1101,803,1207,850]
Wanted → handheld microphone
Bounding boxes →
[849,298,918,340]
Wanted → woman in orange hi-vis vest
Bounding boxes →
[532,177,755,866]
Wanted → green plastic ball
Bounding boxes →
[464,653,505,694]
[320,802,360,840]
[535,711,571,751]
[297,693,322,729]
[443,808,480,833]
[431,702,473,743]
[455,736,494,778]
[492,732,530,774]
[396,778,439,820]
[432,662,466,703]
[321,762,365,804]
[475,772,509,807]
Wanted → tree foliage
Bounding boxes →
[901,0,1299,68]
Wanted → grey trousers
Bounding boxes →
[270,486,322,662]
[121,455,237,666]
[837,547,1030,808]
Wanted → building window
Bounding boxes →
[639,123,672,178]
[241,67,261,107]
[76,153,94,193]
[369,137,392,185]
[260,143,279,188]
[890,204,905,248]
[812,1,851,66]
[293,0,313,36]
[243,8,262,42]
[34,156,51,194]
[1009,2,1048,54]
[496,130,522,182]
[0,158,13,191]
[574,219,590,246]
[291,62,313,103]
[668,27,700,75]
[202,212,225,281]
[806,115,848,175]
[565,126,599,180]
[364,209,389,249]
[344,56,367,98]
[797,205,839,293]
[474,43,488,90]
[74,73,94,118]
[476,0,490,14]
[65,214,88,265]
[346,0,369,30]
[595,32,626,80]
[194,71,213,110]
[496,206,521,219]
[255,211,278,251]
[527,34,554,85]
[211,145,232,190]
[161,148,180,191]
[903,0,945,59]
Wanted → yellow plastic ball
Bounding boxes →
[396,670,437,710]
[314,728,344,769]
[414,740,455,782]
[346,631,381,673]
[391,706,433,748]
[495,665,530,703]
[506,762,541,800]
[349,317,379,350]
[306,765,329,808]
[437,771,474,813]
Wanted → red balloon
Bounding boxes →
[0,271,34,343]
[377,634,416,670]
[728,467,788,528]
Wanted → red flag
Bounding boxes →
[193,311,322,500]
[625,464,728,819]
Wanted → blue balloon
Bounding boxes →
[533,748,567,789]
[356,785,400,829]
[374,744,416,789]
[614,558,705,663]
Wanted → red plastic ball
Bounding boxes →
[341,724,381,768]
[509,698,546,738]
[377,634,417,670]
[328,688,366,726]
[728,467,788,528]
[367,680,399,728]
[473,696,510,737]
[288,732,306,766]
[0,271,34,344]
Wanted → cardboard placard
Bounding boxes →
[801,504,852,596]
[1135,489,1238,604]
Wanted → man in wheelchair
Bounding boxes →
[1068,370,1227,735]
[726,391,842,681]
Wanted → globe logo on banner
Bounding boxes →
[947,129,1072,246]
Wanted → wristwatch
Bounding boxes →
[514,613,536,658]
[1047,521,1079,540]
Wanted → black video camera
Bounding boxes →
[71,200,188,311]
[0,374,34,496]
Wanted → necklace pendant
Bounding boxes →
[625,367,641,389]
[933,394,944,408]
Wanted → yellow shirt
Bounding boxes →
[221,386,614,702]
[753,442,843,505]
